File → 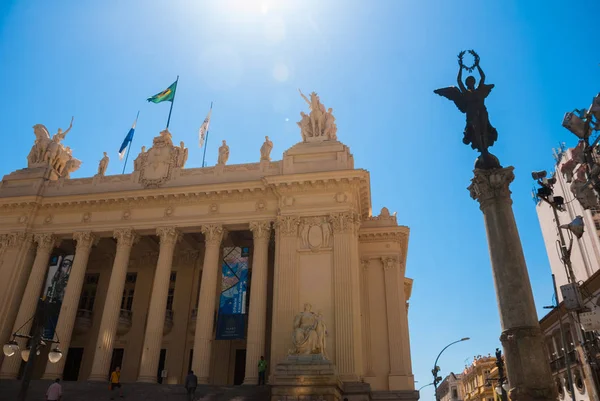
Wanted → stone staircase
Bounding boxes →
[0,380,271,401]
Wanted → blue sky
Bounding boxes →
[1,0,599,397]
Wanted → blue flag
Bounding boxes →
[118,115,138,160]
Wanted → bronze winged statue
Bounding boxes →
[434,50,500,169]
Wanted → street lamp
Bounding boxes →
[2,298,62,401]
[419,383,434,392]
[432,337,470,401]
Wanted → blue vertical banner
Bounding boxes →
[43,254,74,338]
[216,247,249,340]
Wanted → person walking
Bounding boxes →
[110,366,123,399]
[258,356,267,386]
[185,370,198,401]
[46,378,62,401]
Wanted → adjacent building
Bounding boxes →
[461,356,496,401]
[0,93,417,400]
[437,372,463,401]
[536,145,600,401]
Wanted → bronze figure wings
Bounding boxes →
[433,86,467,114]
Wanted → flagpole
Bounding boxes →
[166,75,179,129]
[202,101,213,167]
[122,111,140,174]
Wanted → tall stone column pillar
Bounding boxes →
[89,228,137,381]
[0,234,59,379]
[469,167,555,401]
[0,233,35,351]
[381,257,409,382]
[192,224,225,384]
[360,259,374,377]
[243,221,271,385]
[137,227,181,383]
[329,211,363,382]
[269,216,299,370]
[43,232,96,380]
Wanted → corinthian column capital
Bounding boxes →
[249,221,272,241]
[381,256,398,271]
[34,233,60,252]
[156,227,182,246]
[201,224,225,247]
[73,232,97,252]
[113,228,138,248]
[468,167,515,209]
[329,211,361,234]
[7,232,33,249]
[275,215,300,237]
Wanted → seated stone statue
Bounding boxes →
[290,303,328,358]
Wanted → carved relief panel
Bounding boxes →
[298,216,332,252]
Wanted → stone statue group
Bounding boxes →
[25,88,340,179]
[27,117,81,178]
[290,303,328,359]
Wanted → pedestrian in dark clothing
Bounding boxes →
[185,370,198,401]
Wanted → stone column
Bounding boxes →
[192,224,225,384]
[89,228,137,381]
[0,233,35,351]
[329,211,363,382]
[360,258,374,377]
[469,167,555,401]
[382,257,408,377]
[0,233,59,379]
[243,221,271,385]
[269,216,299,369]
[137,227,181,383]
[43,232,96,380]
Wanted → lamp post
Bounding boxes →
[432,337,470,401]
[493,348,509,401]
[419,383,434,392]
[3,298,63,401]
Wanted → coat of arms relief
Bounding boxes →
[135,129,188,188]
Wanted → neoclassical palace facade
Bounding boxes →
[0,94,415,397]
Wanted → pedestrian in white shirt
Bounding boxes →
[46,378,62,401]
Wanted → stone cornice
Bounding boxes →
[358,228,409,244]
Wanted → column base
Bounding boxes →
[88,374,109,382]
[137,375,157,384]
[371,390,419,401]
[243,376,259,385]
[41,372,63,380]
[0,372,18,380]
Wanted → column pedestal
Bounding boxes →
[243,221,271,385]
[0,234,59,379]
[88,229,137,381]
[43,232,95,380]
[469,167,555,401]
[192,224,225,384]
[137,227,180,383]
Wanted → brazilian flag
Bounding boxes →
[147,80,177,103]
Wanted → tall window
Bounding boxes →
[452,387,458,399]
[121,273,137,311]
[166,272,177,311]
[78,274,99,311]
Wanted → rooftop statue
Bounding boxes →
[297,89,337,143]
[260,136,273,161]
[28,117,81,177]
[434,50,500,169]
[218,140,230,165]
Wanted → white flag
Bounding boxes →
[198,109,212,148]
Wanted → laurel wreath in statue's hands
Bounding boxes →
[458,50,480,72]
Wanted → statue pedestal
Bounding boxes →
[270,355,343,401]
